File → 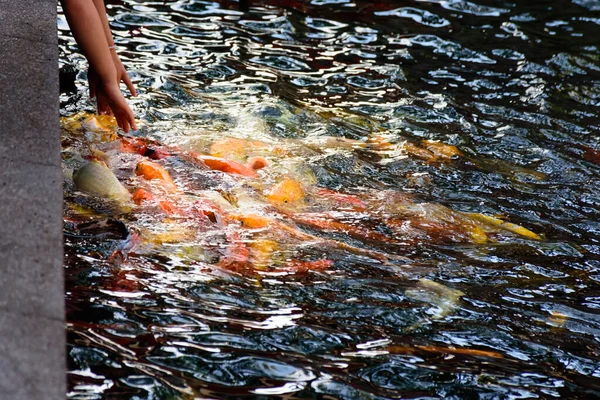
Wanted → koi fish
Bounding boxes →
[405,278,465,321]
[73,160,131,205]
[301,214,392,242]
[315,188,367,211]
[421,140,463,159]
[217,231,250,273]
[246,156,268,171]
[135,160,178,192]
[386,344,504,359]
[281,259,333,273]
[266,178,305,205]
[197,155,258,177]
[385,218,488,244]
[63,112,544,279]
[119,136,173,160]
[132,187,180,215]
[209,137,273,161]
[466,213,541,240]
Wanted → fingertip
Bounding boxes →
[127,109,137,131]
[120,117,129,133]
[123,75,137,97]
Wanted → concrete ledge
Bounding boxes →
[0,1,65,399]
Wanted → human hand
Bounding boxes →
[111,51,137,97]
[88,59,137,132]
[88,65,111,116]
[89,51,136,97]
[88,65,100,106]
[96,81,137,133]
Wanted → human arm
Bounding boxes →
[60,0,137,132]
[89,0,137,98]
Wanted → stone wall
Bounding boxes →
[0,0,65,399]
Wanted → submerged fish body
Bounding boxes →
[81,115,117,133]
[73,160,131,205]
[405,279,465,321]
[466,213,541,240]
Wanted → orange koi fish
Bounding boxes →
[121,135,265,177]
[385,345,504,359]
[385,218,487,244]
[131,188,180,215]
[119,136,173,160]
[246,156,269,171]
[229,213,273,229]
[209,137,270,160]
[135,160,178,192]
[315,188,367,211]
[217,232,250,273]
[197,155,258,177]
[190,198,225,225]
[281,259,333,273]
[267,178,305,205]
[290,212,396,244]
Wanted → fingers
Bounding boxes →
[112,109,129,133]
[89,79,96,99]
[129,114,137,131]
[122,113,134,133]
[88,69,97,99]
[114,73,137,130]
[122,108,137,132]
[117,115,130,133]
[96,92,110,115]
[96,81,137,133]
[106,108,129,133]
[112,106,136,133]
[121,73,137,97]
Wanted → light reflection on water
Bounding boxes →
[60,0,600,398]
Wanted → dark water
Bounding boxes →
[59,0,600,398]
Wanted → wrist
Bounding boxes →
[98,70,118,85]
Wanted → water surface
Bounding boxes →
[60,0,600,398]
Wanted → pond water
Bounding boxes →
[59,0,600,398]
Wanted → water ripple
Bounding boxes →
[59,0,600,398]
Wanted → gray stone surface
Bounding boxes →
[0,0,65,399]
[0,0,57,43]
[0,36,59,165]
[0,312,65,399]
